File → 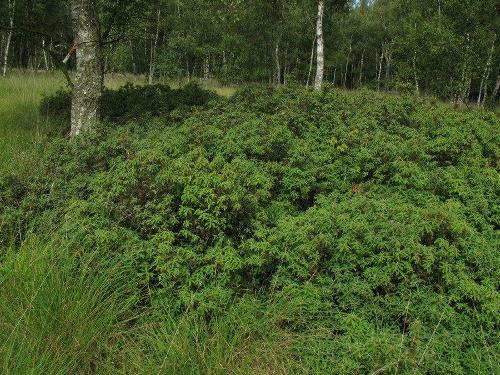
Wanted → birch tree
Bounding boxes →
[314,0,325,90]
[70,0,103,137]
[2,0,15,77]
[148,6,161,85]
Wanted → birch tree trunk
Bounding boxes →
[42,39,49,71]
[275,41,281,86]
[2,0,15,77]
[358,49,364,87]
[413,50,419,94]
[148,7,161,85]
[344,36,352,88]
[491,74,500,101]
[314,0,325,91]
[377,48,384,92]
[306,36,316,87]
[384,47,392,81]
[477,36,495,105]
[70,0,103,138]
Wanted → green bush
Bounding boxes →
[3,86,500,373]
[39,82,218,123]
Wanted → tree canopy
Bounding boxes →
[1,0,498,103]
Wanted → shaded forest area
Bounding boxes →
[1,0,499,104]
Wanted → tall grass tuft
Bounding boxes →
[0,238,139,374]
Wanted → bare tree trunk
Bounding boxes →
[333,67,336,85]
[129,40,136,74]
[284,63,288,85]
[2,0,15,77]
[477,35,496,105]
[358,49,364,87]
[344,36,352,88]
[275,41,281,86]
[0,32,5,63]
[42,39,49,71]
[384,47,392,82]
[413,51,419,94]
[489,74,500,102]
[314,0,325,91]
[148,7,161,85]
[306,36,316,87]
[377,48,384,92]
[204,55,209,80]
[70,0,103,138]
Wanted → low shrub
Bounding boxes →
[39,82,218,123]
[3,86,499,373]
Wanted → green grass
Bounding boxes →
[0,72,66,176]
[0,238,294,374]
[0,72,235,176]
[0,238,139,374]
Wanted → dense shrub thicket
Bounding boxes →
[39,82,216,123]
[2,85,499,373]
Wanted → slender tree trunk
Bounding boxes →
[306,36,316,87]
[413,51,419,94]
[148,7,161,85]
[204,55,209,80]
[0,33,5,63]
[314,0,325,91]
[477,35,496,105]
[358,49,364,87]
[491,74,500,101]
[42,39,49,71]
[284,63,288,85]
[384,48,391,82]
[70,0,103,138]
[129,40,136,74]
[377,47,384,92]
[2,0,15,77]
[344,36,352,88]
[333,67,336,85]
[275,41,281,86]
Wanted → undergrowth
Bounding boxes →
[1,84,499,373]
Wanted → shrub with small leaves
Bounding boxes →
[3,86,499,373]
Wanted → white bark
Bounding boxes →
[42,39,49,71]
[413,51,419,94]
[306,36,316,87]
[148,7,161,85]
[1,33,5,63]
[477,36,496,105]
[275,42,281,86]
[204,55,209,80]
[358,49,364,87]
[384,47,392,81]
[344,36,352,88]
[377,48,384,92]
[314,0,325,91]
[129,40,136,74]
[491,74,500,101]
[70,0,103,138]
[2,0,15,77]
